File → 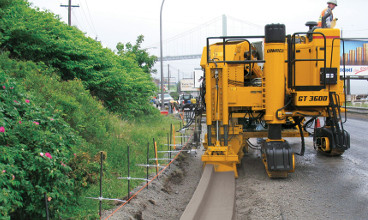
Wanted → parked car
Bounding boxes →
[155,93,174,107]
[178,94,193,110]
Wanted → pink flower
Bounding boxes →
[14,100,18,103]
[10,87,14,90]
[0,127,5,133]
[74,153,77,158]
[2,170,5,173]
[45,152,52,159]
[19,121,22,124]
[60,161,66,167]
[2,86,5,89]
[50,118,54,121]
[12,175,15,180]
[33,121,39,125]
[40,152,44,157]
[25,99,30,103]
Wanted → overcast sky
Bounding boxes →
[28,0,368,50]
[27,0,368,94]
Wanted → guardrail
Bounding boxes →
[346,106,368,114]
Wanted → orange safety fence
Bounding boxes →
[104,131,194,220]
[179,112,185,125]
[154,140,159,175]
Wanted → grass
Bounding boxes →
[345,102,368,108]
[73,114,184,218]
[0,54,185,218]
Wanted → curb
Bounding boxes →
[180,165,214,220]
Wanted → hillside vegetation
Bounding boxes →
[0,0,156,118]
[0,0,178,219]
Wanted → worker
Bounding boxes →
[317,0,337,28]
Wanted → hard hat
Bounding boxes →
[327,0,337,6]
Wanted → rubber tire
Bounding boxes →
[317,148,345,156]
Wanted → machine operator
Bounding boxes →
[317,0,338,28]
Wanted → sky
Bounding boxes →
[28,0,368,51]
[27,0,368,94]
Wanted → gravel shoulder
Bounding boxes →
[102,141,204,220]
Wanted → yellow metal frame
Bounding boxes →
[200,27,345,178]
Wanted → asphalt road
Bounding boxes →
[236,115,368,220]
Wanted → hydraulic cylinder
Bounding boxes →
[263,24,286,126]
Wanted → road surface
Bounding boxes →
[236,115,368,219]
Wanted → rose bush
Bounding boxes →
[0,71,93,219]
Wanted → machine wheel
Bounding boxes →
[314,135,345,156]
[317,148,345,156]
[314,126,349,157]
[261,141,295,178]
[262,153,289,178]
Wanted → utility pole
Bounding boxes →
[222,14,227,36]
[160,0,166,110]
[168,64,170,92]
[177,70,180,93]
[60,0,80,26]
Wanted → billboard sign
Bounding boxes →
[180,79,199,92]
[340,40,368,76]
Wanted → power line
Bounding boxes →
[71,9,80,27]
[60,0,99,40]
[79,2,96,36]
[168,65,185,74]
[83,0,98,36]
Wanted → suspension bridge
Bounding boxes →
[152,15,263,61]
[149,15,264,81]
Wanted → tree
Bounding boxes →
[116,35,157,74]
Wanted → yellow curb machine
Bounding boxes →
[200,22,350,178]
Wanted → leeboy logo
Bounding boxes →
[267,49,284,53]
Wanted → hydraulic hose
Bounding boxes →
[295,117,305,156]
[275,98,292,120]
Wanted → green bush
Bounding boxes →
[0,0,157,118]
[0,0,181,218]
[0,70,97,219]
[0,55,181,217]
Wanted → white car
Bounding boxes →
[155,94,174,107]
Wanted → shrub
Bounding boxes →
[0,53,111,147]
[0,0,157,118]
[0,70,95,219]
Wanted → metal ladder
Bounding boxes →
[327,92,347,150]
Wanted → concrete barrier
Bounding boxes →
[346,106,368,114]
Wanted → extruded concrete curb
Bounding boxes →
[180,165,214,220]
[181,164,235,220]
